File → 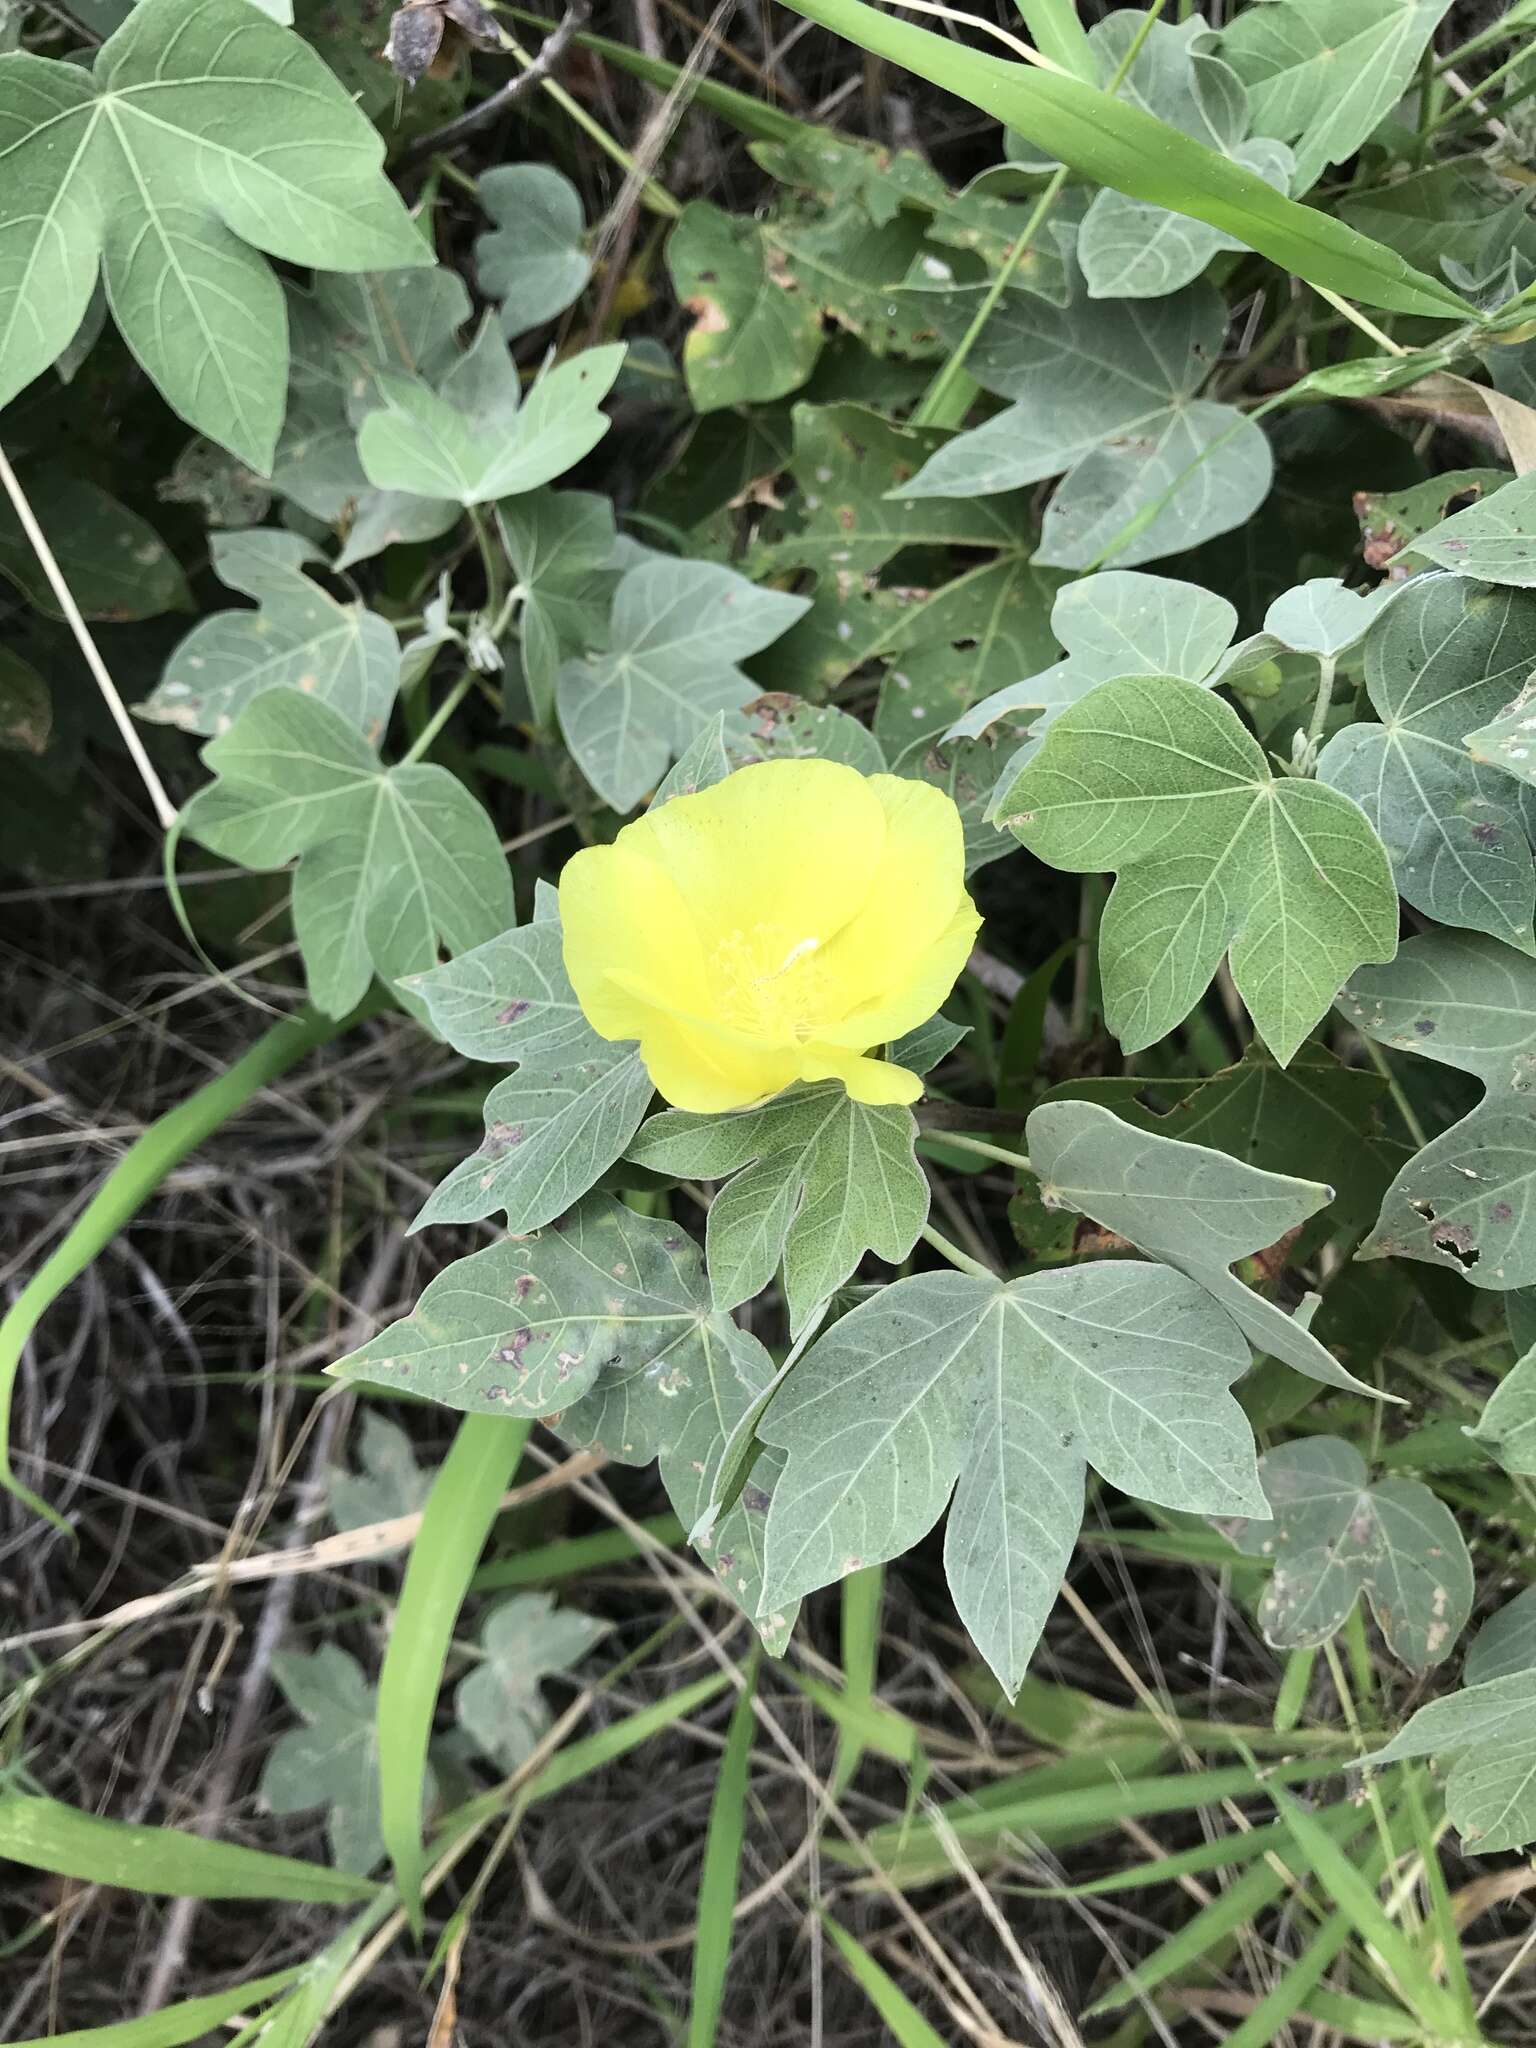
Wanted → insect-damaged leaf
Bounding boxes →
[1223,1435,1471,1670]
[1405,469,1536,586]
[667,199,824,412]
[758,1263,1261,1697]
[1025,1099,1387,1397]
[1002,676,1399,1064]
[1340,929,1536,1289]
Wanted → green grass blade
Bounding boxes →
[377,1412,530,1927]
[1013,0,1094,78]
[1010,1808,1352,1899]
[832,1562,884,1795]
[822,1912,947,2048]
[471,1512,683,1592]
[775,0,1475,319]
[0,1795,375,1904]
[687,1654,760,2048]
[9,1968,304,2048]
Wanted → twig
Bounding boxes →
[0,442,177,832]
[400,0,591,163]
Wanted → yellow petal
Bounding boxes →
[637,1012,803,1113]
[802,1045,924,1105]
[559,840,708,1041]
[819,897,981,1050]
[818,775,972,1016]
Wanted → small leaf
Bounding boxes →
[1026,1098,1382,1397]
[627,1082,928,1333]
[1469,1344,1536,1475]
[496,490,619,726]
[667,199,824,411]
[1407,470,1536,585]
[261,1645,415,1873]
[1465,1585,1536,1684]
[1224,1435,1471,1670]
[1368,1673,1536,1852]
[455,1592,608,1769]
[141,528,400,743]
[1002,676,1399,1063]
[326,1411,431,1532]
[0,465,189,623]
[476,164,591,338]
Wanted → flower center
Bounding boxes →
[710,925,831,1043]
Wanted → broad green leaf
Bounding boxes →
[1221,0,1455,193]
[1318,576,1536,951]
[0,647,49,755]
[476,164,590,338]
[140,528,400,743]
[455,1592,608,1769]
[667,199,824,411]
[1080,142,1293,301]
[1340,158,1518,269]
[185,687,512,1016]
[1466,1585,1536,1684]
[1025,1098,1380,1396]
[406,920,652,1236]
[903,281,1272,567]
[260,1644,412,1874]
[750,130,948,224]
[771,205,948,358]
[1407,471,1536,585]
[0,0,429,467]
[1002,676,1399,1063]
[325,1411,430,1533]
[0,465,188,623]
[1368,1674,1536,1851]
[1340,930,1536,1289]
[1224,1436,1471,1670]
[1470,1344,1536,1474]
[872,553,1064,748]
[556,558,810,811]
[358,327,625,507]
[924,173,1080,304]
[496,490,619,727]
[627,1082,928,1334]
[758,1262,1261,1696]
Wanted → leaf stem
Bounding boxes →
[401,674,475,765]
[1304,652,1338,752]
[931,1131,1034,1176]
[919,1222,999,1281]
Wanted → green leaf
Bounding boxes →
[475,164,590,338]
[627,1082,928,1334]
[1368,1673,1536,1851]
[140,528,400,743]
[1465,1585,1536,1684]
[186,687,512,1016]
[726,693,885,774]
[1002,676,1399,1063]
[0,465,188,623]
[872,552,1065,748]
[1224,1435,1472,1670]
[1318,576,1536,951]
[1340,929,1536,1289]
[261,1644,414,1875]
[1470,1344,1536,1474]
[1339,158,1518,270]
[0,0,430,467]
[455,1592,608,1770]
[0,1790,374,1903]
[495,490,619,727]
[904,282,1272,568]
[1221,0,1454,193]
[1407,471,1536,585]
[771,205,949,358]
[667,199,824,411]
[1079,139,1293,300]
[326,1410,430,1532]
[9,1968,304,2048]
[0,648,50,755]
[1223,575,1398,673]
[407,920,653,1236]
[358,326,625,507]
[750,131,948,224]
[1025,1098,1381,1397]
[758,1262,1261,1696]
[555,557,810,811]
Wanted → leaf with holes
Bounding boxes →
[140,529,400,743]
[667,200,825,412]
[476,164,590,339]
[556,558,810,811]
[455,1593,608,1770]
[260,1646,415,1873]
[1223,1436,1471,1669]
[1340,930,1536,1289]
[1001,676,1398,1063]
[758,1263,1261,1697]
[1318,576,1536,952]
[0,0,429,467]
[1404,470,1536,586]
[1026,1098,1384,1396]
[406,920,652,1237]
[183,687,511,1016]
[626,1082,928,1335]
[326,1412,431,1533]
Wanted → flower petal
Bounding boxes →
[819,896,981,1050]
[559,840,708,1041]
[818,775,973,1016]
[802,1046,923,1105]
[637,1013,803,1113]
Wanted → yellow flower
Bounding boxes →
[559,758,980,1113]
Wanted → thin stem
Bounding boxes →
[1304,652,1338,752]
[1359,1035,1430,1152]
[1308,285,1405,357]
[932,1131,1033,1175]
[919,1222,999,1282]
[0,442,177,832]
[401,674,474,765]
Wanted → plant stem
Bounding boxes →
[401,675,475,765]
[1304,652,1338,753]
[931,1131,1034,1175]
[0,1006,357,1526]
[919,1222,999,1281]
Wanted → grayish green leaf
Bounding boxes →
[1026,1097,1381,1396]
[455,1593,608,1770]
[627,1083,928,1334]
[1002,676,1399,1063]
[1318,576,1536,951]
[725,693,885,774]
[1368,1673,1536,1851]
[1079,141,1293,300]
[260,1646,410,1873]
[1470,1345,1536,1474]
[1406,469,1536,585]
[496,490,619,726]
[556,558,810,811]
[0,0,430,467]
[141,529,399,743]
[476,164,590,338]
[771,205,947,359]
[758,1262,1261,1696]
[1225,1435,1471,1669]
[889,1014,968,1076]
[667,199,824,411]
[326,1411,431,1533]
[1466,1586,1536,1685]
